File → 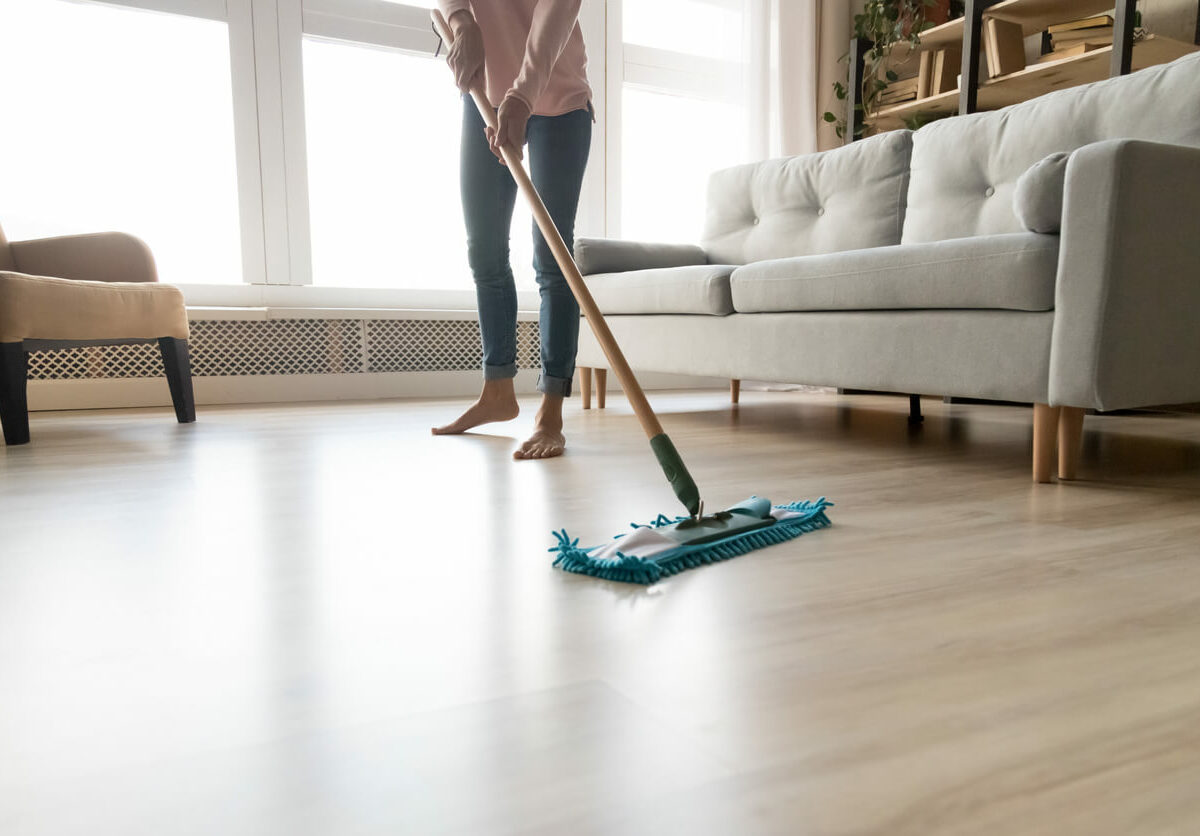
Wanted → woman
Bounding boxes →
[431,0,592,460]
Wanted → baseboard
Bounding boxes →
[27,370,722,411]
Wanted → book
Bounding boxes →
[1038,40,1110,62]
[917,50,934,99]
[1052,26,1113,47]
[878,76,920,106]
[984,17,1027,78]
[1048,15,1114,34]
[881,77,920,96]
[930,47,962,95]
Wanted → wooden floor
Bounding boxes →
[2,391,1199,835]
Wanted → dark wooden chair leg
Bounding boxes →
[908,394,924,425]
[0,342,31,445]
[158,337,196,424]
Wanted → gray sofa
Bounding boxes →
[574,51,1200,483]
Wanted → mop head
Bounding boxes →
[550,496,833,585]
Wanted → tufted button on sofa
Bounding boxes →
[572,51,1200,484]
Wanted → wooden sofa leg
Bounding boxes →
[596,368,607,409]
[1058,407,1086,481]
[1033,403,1061,483]
[0,342,31,445]
[731,379,740,405]
[158,338,196,424]
[580,367,592,409]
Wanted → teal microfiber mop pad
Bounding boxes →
[550,496,833,585]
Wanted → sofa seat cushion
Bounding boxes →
[0,271,189,342]
[730,233,1059,314]
[583,264,737,315]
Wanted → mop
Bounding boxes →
[432,11,832,584]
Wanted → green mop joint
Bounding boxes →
[550,497,834,585]
[649,433,701,517]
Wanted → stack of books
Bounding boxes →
[878,76,921,107]
[1040,14,1115,63]
[916,48,962,98]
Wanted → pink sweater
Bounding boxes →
[438,0,592,116]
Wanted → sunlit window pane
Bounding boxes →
[0,0,243,284]
[621,87,747,244]
[303,37,536,290]
[623,0,746,61]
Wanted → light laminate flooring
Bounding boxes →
[2,391,1199,835]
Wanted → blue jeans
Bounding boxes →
[460,97,592,397]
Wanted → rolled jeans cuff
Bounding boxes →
[483,361,518,381]
[538,373,573,398]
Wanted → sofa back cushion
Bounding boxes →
[904,51,1200,244]
[0,223,14,272]
[702,130,913,265]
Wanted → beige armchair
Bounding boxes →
[0,222,194,445]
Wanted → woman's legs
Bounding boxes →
[432,97,521,435]
[513,107,591,460]
[434,102,592,460]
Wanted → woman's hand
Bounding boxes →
[486,95,532,165]
[447,11,484,93]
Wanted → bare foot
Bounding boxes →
[514,427,566,459]
[432,380,519,435]
[514,394,565,459]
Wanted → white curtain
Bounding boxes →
[766,0,851,156]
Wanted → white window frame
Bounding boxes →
[43,0,607,308]
[604,0,767,238]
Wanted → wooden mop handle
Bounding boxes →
[431,9,664,441]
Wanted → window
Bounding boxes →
[0,0,244,285]
[612,0,756,243]
[622,0,746,61]
[620,89,747,244]
[302,12,537,291]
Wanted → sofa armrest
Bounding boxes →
[1050,139,1200,411]
[573,237,707,276]
[9,232,158,284]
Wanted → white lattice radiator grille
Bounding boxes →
[26,318,541,380]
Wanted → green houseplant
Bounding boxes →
[825,0,953,140]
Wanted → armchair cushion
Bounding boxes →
[9,231,157,284]
[573,238,707,276]
[0,272,188,343]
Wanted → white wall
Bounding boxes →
[1142,0,1198,40]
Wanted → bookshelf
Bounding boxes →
[851,0,1200,139]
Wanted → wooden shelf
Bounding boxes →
[986,0,1116,36]
[907,0,1115,53]
[868,35,1198,130]
[915,16,965,50]
[870,90,958,128]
